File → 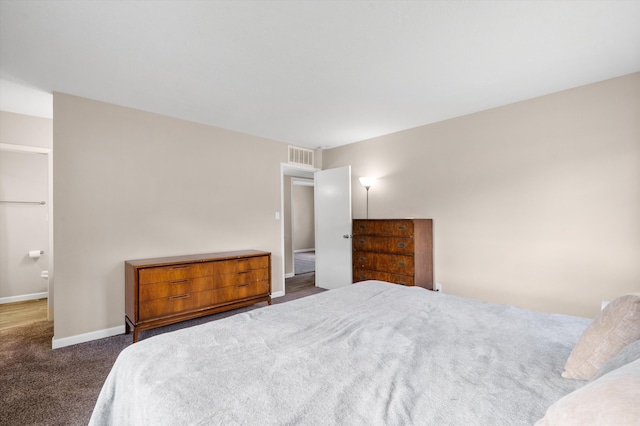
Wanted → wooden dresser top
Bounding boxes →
[125,250,270,268]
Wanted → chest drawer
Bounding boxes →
[353,269,415,286]
[138,262,214,285]
[353,251,415,275]
[353,236,414,254]
[353,219,414,236]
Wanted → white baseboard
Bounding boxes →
[0,292,48,305]
[50,289,294,349]
[294,248,315,253]
[52,324,126,349]
[284,272,295,278]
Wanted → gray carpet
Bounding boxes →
[0,285,326,426]
[294,251,315,275]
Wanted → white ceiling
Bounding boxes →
[1,1,639,149]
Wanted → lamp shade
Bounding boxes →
[359,177,376,189]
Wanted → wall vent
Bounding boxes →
[288,145,314,167]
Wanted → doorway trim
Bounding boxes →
[0,143,53,321]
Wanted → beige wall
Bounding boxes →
[53,93,288,342]
[292,183,315,251]
[324,72,640,318]
[0,110,53,149]
[49,72,640,343]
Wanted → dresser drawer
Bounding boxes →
[353,269,415,286]
[139,268,269,302]
[138,280,271,322]
[138,262,214,285]
[214,268,269,287]
[210,280,270,305]
[139,289,213,321]
[353,251,415,275]
[212,256,269,274]
[353,236,414,254]
[353,219,414,236]
[139,277,212,302]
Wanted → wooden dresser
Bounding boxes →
[352,219,433,289]
[125,250,271,342]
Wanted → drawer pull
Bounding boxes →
[169,294,190,300]
[236,283,250,287]
[170,280,189,285]
[398,262,406,268]
[358,224,366,229]
[358,274,366,279]
[358,240,366,245]
[170,265,190,270]
[359,257,366,262]
[397,242,406,248]
[398,225,406,230]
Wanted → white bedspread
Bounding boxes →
[89,280,590,425]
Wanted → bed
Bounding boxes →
[89,280,640,425]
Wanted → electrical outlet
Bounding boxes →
[434,283,442,292]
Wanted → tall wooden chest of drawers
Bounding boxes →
[125,250,271,342]
[352,219,433,289]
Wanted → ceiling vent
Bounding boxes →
[288,145,314,167]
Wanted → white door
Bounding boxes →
[314,166,352,290]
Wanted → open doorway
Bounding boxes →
[0,144,53,329]
[281,164,317,296]
[292,178,315,274]
[289,178,315,294]
[1,82,54,346]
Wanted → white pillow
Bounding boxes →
[537,358,640,425]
